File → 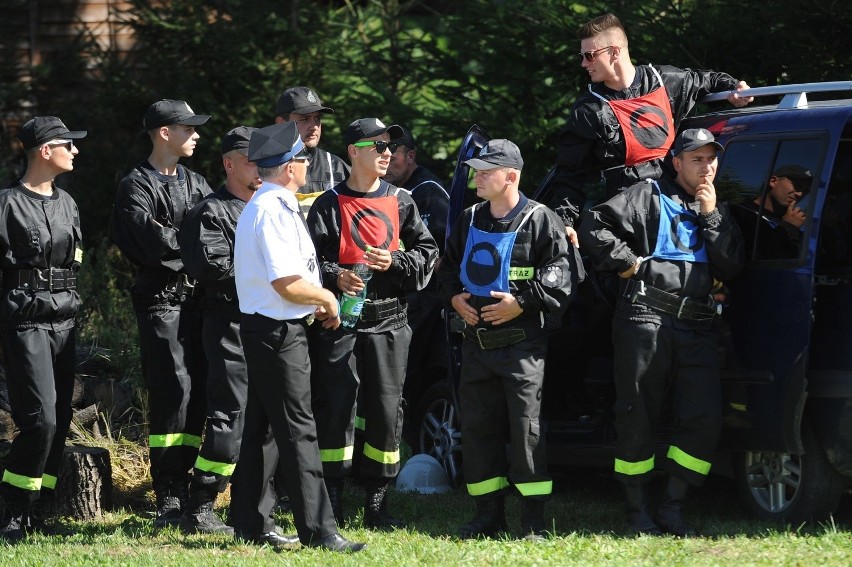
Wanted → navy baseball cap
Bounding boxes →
[276,87,334,116]
[672,128,723,156]
[395,125,416,150]
[220,126,257,156]
[344,118,403,146]
[143,99,211,130]
[248,122,309,167]
[18,116,87,151]
[465,139,524,171]
[773,164,813,193]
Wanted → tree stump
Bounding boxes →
[48,445,113,520]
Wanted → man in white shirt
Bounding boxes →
[231,121,365,552]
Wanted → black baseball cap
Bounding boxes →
[220,126,257,156]
[248,122,309,168]
[464,139,524,170]
[395,125,416,150]
[143,99,211,130]
[773,164,813,193]
[18,116,87,151]
[672,128,723,156]
[276,87,334,116]
[344,118,403,146]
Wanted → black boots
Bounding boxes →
[520,499,548,541]
[180,489,233,535]
[0,500,26,542]
[325,478,345,527]
[458,495,507,539]
[154,481,187,529]
[623,484,662,536]
[654,475,696,537]
[363,480,404,530]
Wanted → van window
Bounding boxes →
[718,137,821,261]
[816,140,852,274]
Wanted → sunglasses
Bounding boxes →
[352,140,400,154]
[577,45,613,64]
[45,140,75,152]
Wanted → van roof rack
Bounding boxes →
[701,81,852,110]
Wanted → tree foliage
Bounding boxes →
[4,0,849,244]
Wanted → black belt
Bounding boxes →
[464,326,527,350]
[3,267,77,291]
[137,271,203,298]
[361,297,403,322]
[624,280,718,322]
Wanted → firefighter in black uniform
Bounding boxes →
[307,118,438,529]
[578,128,745,536]
[275,86,349,217]
[112,99,213,528]
[437,139,575,540]
[547,13,751,245]
[231,121,364,552]
[0,117,86,541]
[177,127,262,534]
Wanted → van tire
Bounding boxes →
[412,379,463,486]
[734,418,847,523]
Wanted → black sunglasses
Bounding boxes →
[352,140,400,154]
[577,45,613,64]
[45,140,75,152]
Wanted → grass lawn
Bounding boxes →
[2,471,851,566]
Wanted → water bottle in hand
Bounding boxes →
[340,261,373,329]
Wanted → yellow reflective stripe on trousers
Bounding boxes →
[516,480,553,497]
[614,456,655,476]
[667,445,711,476]
[194,455,237,477]
[467,476,510,497]
[320,446,354,463]
[354,416,366,431]
[2,469,41,491]
[363,442,400,465]
[41,474,57,489]
[149,433,202,448]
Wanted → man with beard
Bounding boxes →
[275,86,349,217]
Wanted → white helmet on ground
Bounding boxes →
[395,454,452,494]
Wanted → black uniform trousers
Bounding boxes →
[0,325,75,507]
[232,313,337,543]
[313,323,410,480]
[611,304,722,487]
[191,308,247,495]
[459,333,551,500]
[135,304,207,495]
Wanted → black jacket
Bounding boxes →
[179,185,246,312]
[403,165,449,255]
[307,180,438,307]
[579,177,744,302]
[0,184,82,329]
[112,161,212,302]
[437,195,576,330]
[299,146,350,195]
[549,64,741,226]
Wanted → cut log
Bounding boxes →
[46,445,113,520]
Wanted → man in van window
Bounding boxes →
[744,164,812,259]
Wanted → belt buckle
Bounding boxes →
[306,313,316,326]
[181,274,196,291]
[475,327,488,349]
[629,280,646,303]
[676,296,690,319]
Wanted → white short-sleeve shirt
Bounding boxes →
[234,181,322,320]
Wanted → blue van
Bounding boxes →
[408,82,852,523]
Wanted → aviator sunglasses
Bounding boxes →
[577,45,613,64]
